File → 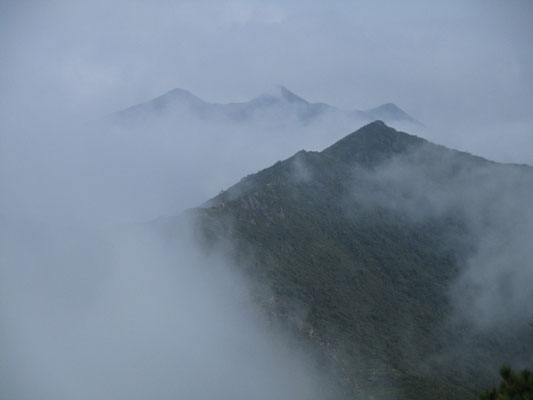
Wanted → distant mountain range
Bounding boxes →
[109,86,421,126]
[156,121,533,399]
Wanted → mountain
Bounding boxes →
[223,86,337,122]
[108,86,420,126]
[365,103,421,125]
[158,121,533,399]
[112,88,212,120]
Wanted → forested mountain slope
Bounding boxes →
[160,121,533,399]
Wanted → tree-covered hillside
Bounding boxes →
[162,121,533,399]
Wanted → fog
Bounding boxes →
[2,0,532,224]
[2,1,532,158]
[1,1,532,398]
[347,139,533,378]
[0,219,334,399]
[0,98,350,398]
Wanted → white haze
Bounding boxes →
[351,142,533,332]
[1,1,532,398]
[0,220,331,399]
[0,82,358,400]
[0,30,359,400]
[1,108,367,225]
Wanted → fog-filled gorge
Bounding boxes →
[2,1,533,399]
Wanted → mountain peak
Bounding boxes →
[365,102,418,124]
[109,87,421,126]
[149,87,206,111]
[366,119,387,127]
[160,88,204,102]
[372,102,402,111]
[323,121,425,165]
[165,87,196,96]
[254,85,309,105]
[278,85,308,103]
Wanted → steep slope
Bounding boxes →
[113,88,211,120]
[172,121,533,399]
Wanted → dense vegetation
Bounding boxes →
[479,365,533,400]
[161,121,533,399]
[480,323,533,400]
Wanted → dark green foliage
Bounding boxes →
[165,121,533,399]
[479,365,533,400]
[480,324,533,400]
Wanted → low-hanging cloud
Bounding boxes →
[2,0,532,164]
[0,216,336,400]
[0,87,355,400]
[350,141,533,331]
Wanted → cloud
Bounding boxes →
[349,141,533,331]
[0,217,333,400]
[2,1,532,148]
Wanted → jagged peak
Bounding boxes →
[322,121,425,164]
[161,88,203,101]
[253,85,308,105]
[147,88,207,110]
[366,119,387,127]
[365,102,418,123]
[367,103,402,112]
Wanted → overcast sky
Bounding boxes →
[1,0,532,223]
[1,0,532,224]
[2,0,532,125]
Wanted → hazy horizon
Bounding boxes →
[2,0,532,165]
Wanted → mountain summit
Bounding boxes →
[108,87,420,126]
[113,87,207,119]
[365,103,420,124]
[168,121,533,400]
[252,85,309,104]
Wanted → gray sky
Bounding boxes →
[1,0,532,125]
[0,0,533,222]
[1,0,532,224]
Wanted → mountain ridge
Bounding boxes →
[108,87,421,126]
[161,121,533,399]
[210,120,530,205]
